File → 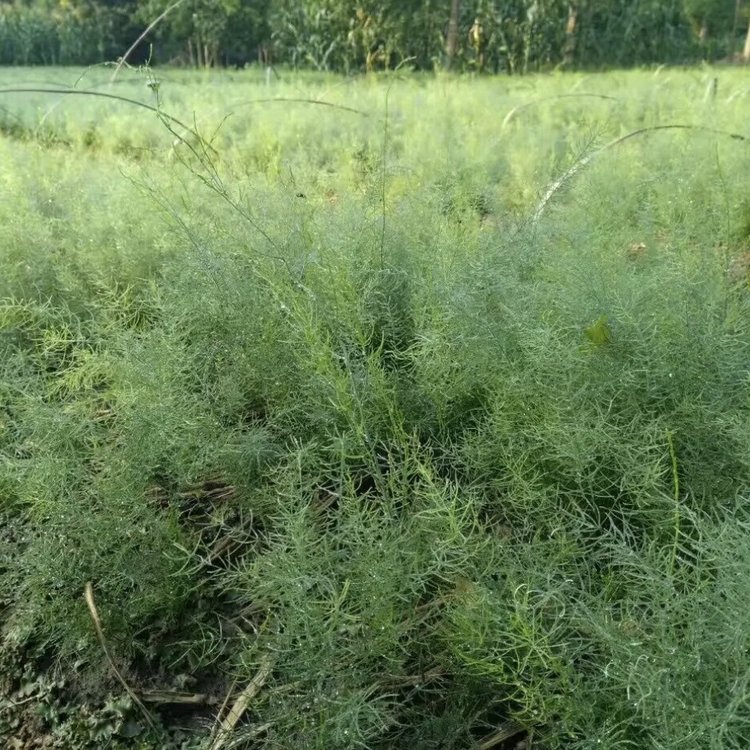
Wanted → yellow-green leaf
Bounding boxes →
[583,315,611,347]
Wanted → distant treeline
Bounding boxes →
[1,0,749,71]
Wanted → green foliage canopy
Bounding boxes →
[0,0,746,69]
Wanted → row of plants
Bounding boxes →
[2,0,748,70]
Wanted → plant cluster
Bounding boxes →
[1,68,750,748]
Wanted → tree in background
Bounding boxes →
[0,0,137,64]
[570,0,697,68]
[0,0,742,69]
[682,0,737,57]
[740,0,750,60]
[134,0,269,66]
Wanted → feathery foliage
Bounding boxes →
[1,66,750,748]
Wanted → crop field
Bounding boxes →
[1,65,750,749]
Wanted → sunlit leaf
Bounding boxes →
[583,315,611,348]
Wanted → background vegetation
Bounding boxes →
[0,0,750,70]
[1,64,750,748]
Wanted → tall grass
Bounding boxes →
[1,67,750,748]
